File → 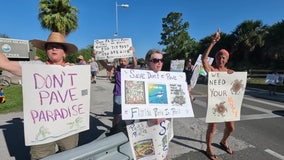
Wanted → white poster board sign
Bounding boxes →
[126,119,173,160]
[265,73,280,85]
[121,69,194,120]
[170,60,185,72]
[22,64,91,146]
[94,38,133,60]
[206,72,247,123]
[190,54,214,88]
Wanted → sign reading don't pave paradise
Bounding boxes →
[22,64,90,146]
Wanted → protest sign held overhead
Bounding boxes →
[94,38,133,60]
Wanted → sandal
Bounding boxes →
[205,152,219,160]
[219,142,233,154]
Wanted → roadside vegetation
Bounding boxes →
[0,84,23,114]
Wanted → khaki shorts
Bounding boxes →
[30,134,79,160]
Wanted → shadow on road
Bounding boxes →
[272,110,284,117]
[0,114,113,160]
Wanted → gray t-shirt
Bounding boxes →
[90,61,99,72]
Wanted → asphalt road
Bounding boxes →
[1,70,284,160]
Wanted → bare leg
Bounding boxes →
[206,123,219,160]
[220,121,235,154]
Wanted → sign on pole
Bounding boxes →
[22,64,91,146]
[0,38,29,58]
[93,38,133,60]
[206,72,247,123]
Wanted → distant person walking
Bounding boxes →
[184,58,195,101]
[89,57,99,83]
[95,47,137,134]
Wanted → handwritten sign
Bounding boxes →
[190,54,214,88]
[170,60,185,72]
[93,38,133,60]
[126,119,173,160]
[22,64,91,146]
[206,72,247,123]
[121,69,194,120]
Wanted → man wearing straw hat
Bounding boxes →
[0,32,79,159]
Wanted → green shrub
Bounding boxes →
[0,84,23,114]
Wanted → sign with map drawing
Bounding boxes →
[206,72,247,123]
[121,68,194,120]
[22,64,90,146]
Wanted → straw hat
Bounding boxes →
[77,55,84,60]
[34,55,40,60]
[30,32,78,54]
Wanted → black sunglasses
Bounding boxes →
[150,58,164,63]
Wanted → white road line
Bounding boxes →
[265,149,284,160]
[244,96,284,109]
[241,114,281,121]
[242,103,273,114]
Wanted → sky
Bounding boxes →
[1,0,284,59]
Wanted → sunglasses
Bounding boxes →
[150,58,164,63]
[46,44,65,50]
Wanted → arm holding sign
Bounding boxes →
[128,47,137,69]
[1,32,80,160]
[202,29,235,160]
[0,53,22,76]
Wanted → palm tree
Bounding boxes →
[231,20,268,66]
[264,20,284,68]
[38,0,78,36]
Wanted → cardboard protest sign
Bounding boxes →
[93,38,133,60]
[121,69,194,120]
[206,72,247,123]
[190,54,214,88]
[170,60,185,72]
[126,119,173,160]
[22,64,91,146]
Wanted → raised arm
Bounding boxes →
[93,50,113,70]
[129,46,137,69]
[201,28,220,73]
[0,53,22,76]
